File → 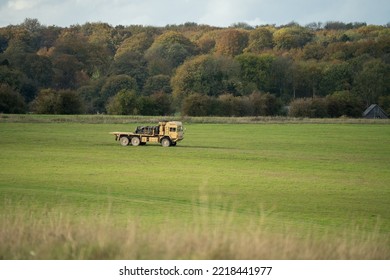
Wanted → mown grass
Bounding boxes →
[0,117,389,259]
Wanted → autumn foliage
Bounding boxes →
[0,19,389,116]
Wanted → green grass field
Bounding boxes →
[1,116,389,259]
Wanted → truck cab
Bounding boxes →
[160,121,184,144]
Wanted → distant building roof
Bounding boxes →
[362,104,388,119]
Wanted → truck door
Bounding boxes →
[168,126,178,139]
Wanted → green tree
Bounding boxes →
[325,42,356,60]
[20,18,46,51]
[77,83,102,113]
[23,54,53,87]
[52,28,110,83]
[0,65,26,91]
[51,54,83,89]
[273,26,314,49]
[216,94,251,116]
[288,97,328,118]
[0,83,26,113]
[38,25,61,49]
[299,60,325,97]
[145,31,197,75]
[245,27,274,53]
[115,32,154,58]
[0,32,8,53]
[31,88,83,114]
[106,89,138,115]
[4,25,35,54]
[19,80,38,103]
[287,60,324,99]
[0,65,37,103]
[109,51,148,90]
[270,56,293,98]
[53,30,89,64]
[236,53,275,94]
[216,93,236,116]
[100,74,137,101]
[378,95,390,116]
[181,93,215,116]
[81,22,116,55]
[30,89,57,114]
[171,54,241,103]
[249,92,281,116]
[230,22,254,30]
[142,75,172,95]
[139,92,173,116]
[353,58,390,105]
[326,90,364,117]
[21,18,44,34]
[56,89,84,114]
[302,42,326,60]
[160,93,174,116]
[319,62,352,96]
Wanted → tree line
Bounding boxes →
[0,19,389,117]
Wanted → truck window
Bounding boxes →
[169,127,176,132]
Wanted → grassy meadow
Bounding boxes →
[0,115,389,259]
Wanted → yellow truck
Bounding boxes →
[110,121,184,147]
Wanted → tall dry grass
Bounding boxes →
[1,208,388,260]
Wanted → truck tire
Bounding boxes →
[161,138,171,147]
[119,136,129,146]
[131,137,140,146]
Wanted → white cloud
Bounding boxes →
[7,0,41,10]
[0,0,389,27]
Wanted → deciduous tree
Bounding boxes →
[215,29,249,57]
[100,74,138,101]
[326,90,364,117]
[273,26,314,49]
[142,75,171,95]
[106,89,138,115]
[245,27,274,53]
[353,58,390,105]
[0,83,26,113]
[171,54,241,102]
[181,93,215,116]
[236,53,275,94]
[145,31,197,75]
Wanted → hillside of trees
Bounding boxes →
[1,19,389,117]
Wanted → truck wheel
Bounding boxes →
[119,136,129,146]
[131,137,140,146]
[161,138,171,147]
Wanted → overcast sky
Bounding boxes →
[0,0,389,27]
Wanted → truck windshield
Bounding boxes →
[177,126,183,132]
